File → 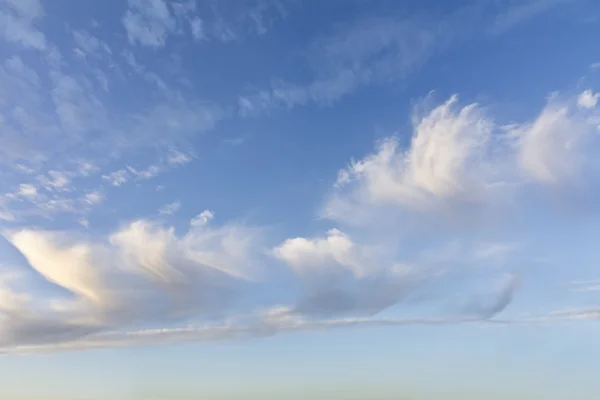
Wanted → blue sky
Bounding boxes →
[1,0,600,398]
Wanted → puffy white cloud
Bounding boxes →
[190,210,214,227]
[577,89,599,109]
[273,229,370,279]
[273,229,426,317]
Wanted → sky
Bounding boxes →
[1,0,600,398]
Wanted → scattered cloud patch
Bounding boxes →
[102,169,129,187]
[158,201,181,216]
[190,210,214,227]
[578,89,599,109]
[18,184,38,199]
[122,0,176,47]
[0,0,46,49]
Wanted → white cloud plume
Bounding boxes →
[578,89,599,109]
[324,90,600,224]
[1,219,263,350]
[190,210,214,227]
[515,96,599,185]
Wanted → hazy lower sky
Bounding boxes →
[1,0,600,399]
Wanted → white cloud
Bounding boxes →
[1,219,263,350]
[324,91,600,224]
[158,201,181,216]
[190,210,214,227]
[489,0,573,35]
[577,89,599,109]
[102,152,192,190]
[325,95,497,220]
[0,210,15,221]
[123,0,176,47]
[83,190,104,205]
[166,149,192,166]
[72,30,111,58]
[273,229,370,279]
[272,228,428,317]
[77,161,98,177]
[0,0,46,49]
[38,170,72,191]
[102,169,129,187]
[9,230,108,304]
[515,95,599,185]
[18,184,37,198]
[127,164,162,180]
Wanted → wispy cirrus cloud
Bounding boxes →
[123,0,296,47]
[238,15,441,116]
[158,201,181,216]
[488,0,576,35]
[237,0,581,117]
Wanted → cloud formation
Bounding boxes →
[0,0,598,355]
[2,87,599,352]
[1,218,263,350]
[0,0,46,49]
[324,90,600,224]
